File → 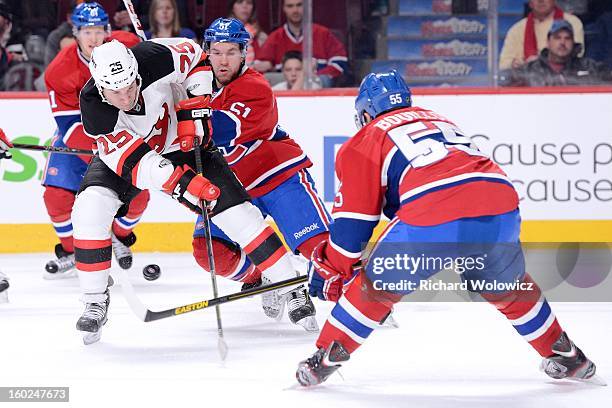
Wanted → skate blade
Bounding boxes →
[381,314,399,328]
[43,270,77,280]
[296,316,319,333]
[0,290,8,304]
[570,374,608,386]
[81,330,102,345]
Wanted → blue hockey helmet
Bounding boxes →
[203,18,251,53]
[71,1,109,29]
[354,70,412,128]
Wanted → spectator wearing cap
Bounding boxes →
[272,50,321,90]
[499,0,584,70]
[254,0,348,87]
[145,0,195,39]
[503,20,612,86]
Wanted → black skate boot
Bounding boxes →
[76,290,110,345]
[296,341,350,386]
[286,285,318,332]
[44,243,76,279]
[241,277,262,292]
[0,271,9,303]
[111,232,136,270]
[541,332,602,384]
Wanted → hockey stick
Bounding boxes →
[121,0,147,42]
[193,127,228,360]
[117,272,307,322]
[11,143,93,156]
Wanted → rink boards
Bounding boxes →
[0,87,611,252]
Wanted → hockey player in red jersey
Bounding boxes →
[42,2,149,279]
[191,18,329,330]
[295,70,599,386]
[73,36,316,344]
[0,128,11,302]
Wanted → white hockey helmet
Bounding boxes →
[89,40,139,91]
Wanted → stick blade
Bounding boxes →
[218,336,229,360]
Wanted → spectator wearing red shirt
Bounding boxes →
[254,0,347,87]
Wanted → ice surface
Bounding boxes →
[1,253,611,408]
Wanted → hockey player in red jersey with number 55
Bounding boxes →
[295,70,600,387]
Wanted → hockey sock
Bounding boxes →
[192,237,261,283]
[112,190,150,239]
[74,238,113,294]
[43,186,76,253]
[316,273,400,354]
[482,273,563,357]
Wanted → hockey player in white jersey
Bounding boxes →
[73,38,315,344]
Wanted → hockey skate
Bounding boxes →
[260,276,318,332]
[0,271,9,303]
[44,243,76,279]
[111,232,136,270]
[76,290,110,345]
[541,331,605,385]
[296,341,350,386]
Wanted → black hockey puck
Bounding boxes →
[143,264,161,281]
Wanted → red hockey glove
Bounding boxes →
[176,96,212,152]
[0,128,13,160]
[162,164,220,214]
[308,241,349,302]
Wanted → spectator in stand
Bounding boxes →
[45,0,77,66]
[586,11,612,69]
[113,0,192,36]
[502,20,611,86]
[144,0,195,39]
[272,50,321,90]
[228,0,267,67]
[0,1,11,86]
[499,0,584,70]
[254,0,348,87]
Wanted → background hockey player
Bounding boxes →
[0,128,11,303]
[73,37,315,344]
[192,18,329,328]
[0,269,8,303]
[42,1,150,279]
[295,70,598,386]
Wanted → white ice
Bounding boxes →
[1,253,611,408]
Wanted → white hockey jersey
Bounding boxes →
[80,38,213,191]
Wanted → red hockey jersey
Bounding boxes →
[210,67,311,197]
[325,106,520,276]
[44,31,140,155]
[256,23,348,78]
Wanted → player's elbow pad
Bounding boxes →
[184,70,213,97]
[136,150,175,191]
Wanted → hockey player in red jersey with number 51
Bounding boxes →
[191,18,330,330]
[42,2,150,279]
[295,70,600,386]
